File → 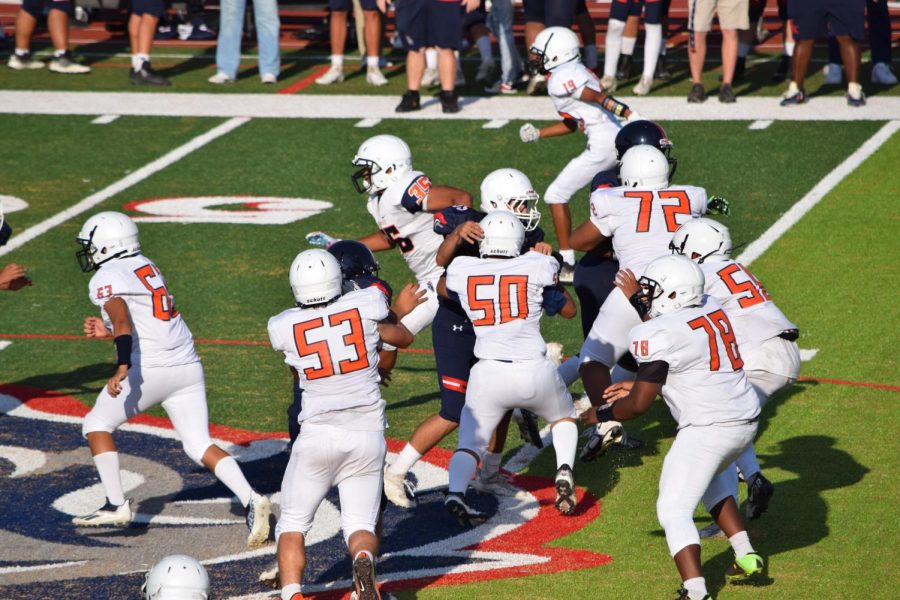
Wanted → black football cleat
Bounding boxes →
[395,90,421,113]
[746,473,774,519]
[130,61,171,86]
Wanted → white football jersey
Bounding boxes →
[629,296,760,429]
[590,184,707,276]
[547,61,622,147]
[366,170,444,282]
[698,259,797,348]
[88,254,199,368]
[268,287,389,431]
[446,251,561,361]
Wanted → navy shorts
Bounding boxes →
[396,0,463,50]
[462,1,487,29]
[132,0,165,17]
[750,0,788,22]
[610,0,664,24]
[23,0,71,17]
[433,300,477,423]
[329,0,378,10]
[574,251,619,338]
[522,0,578,27]
[788,0,865,41]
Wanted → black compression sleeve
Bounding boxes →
[114,335,132,368]
[635,360,669,385]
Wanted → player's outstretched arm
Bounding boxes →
[378,322,414,349]
[570,220,608,252]
[358,230,394,252]
[426,185,473,211]
[579,87,636,120]
[392,283,427,319]
[580,380,659,425]
[436,221,483,267]
[103,297,134,398]
[0,263,31,291]
[557,287,578,319]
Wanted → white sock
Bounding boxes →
[281,583,302,600]
[583,43,598,69]
[132,53,149,71]
[476,35,492,64]
[603,19,626,77]
[331,54,344,67]
[738,41,751,59]
[558,354,581,386]
[551,420,578,469]
[848,82,862,99]
[366,55,379,68]
[214,455,253,507]
[15,48,29,57]
[425,48,438,70]
[729,530,755,559]
[481,451,502,478]
[621,36,637,57]
[559,248,575,265]
[388,444,421,476]
[735,443,761,481]
[93,451,125,505]
[785,41,795,57]
[642,24,662,78]
[53,48,66,58]
[448,451,478,494]
[683,577,708,599]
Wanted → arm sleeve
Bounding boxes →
[634,360,669,384]
[542,286,568,317]
[588,193,614,237]
[691,186,709,216]
[433,205,476,236]
[628,323,672,366]
[523,227,545,249]
[360,287,390,321]
[399,174,433,214]
[267,316,284,352]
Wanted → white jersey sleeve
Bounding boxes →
[87,255,199,368]
[547,62,620,143]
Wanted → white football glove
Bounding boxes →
[519,123,540,143]
[305,231,338,248]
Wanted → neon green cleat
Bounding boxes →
[725,552,765,583]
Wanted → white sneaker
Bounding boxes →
[208,71,235,84]
[471,470,523,497]
[315,64,345,85]
[872,62,898,85]
[8,52,45,70]
[633,75,653,96]
[475,61,494,83]
[245,491,272,547]
[72,498,132,527]
[600,74,617,92]
[823,62,842,85]
[383,465,416,508]
[366,66,388,86]
[260,72,277,84]
[421,67,440,88]
[48,52,90,74]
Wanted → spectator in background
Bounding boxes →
[822,0,896,86]
[463,1,495,86]
[735,0,793,82]
[483,0,523,94]
[781,0,866,106]
[687,0,749,103]
[0,264,31,291]
[574,3,598,72]
[209,0,280,84]
[128,0,172,85]
[390,0,479,114]
[522,0,580,95]
[6,0,91,73]
[314,0,387,86]
[602,0,665,96]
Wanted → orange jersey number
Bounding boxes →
[134,264,179,321]
[467,275,529,326]
[717,263,772,309]
[292,308,369,381]
[687,308,743,371]
[625,189,691,233]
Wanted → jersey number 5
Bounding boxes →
[293,308,369,380]
[625,190,691,233]
[381,225,414,253]
[467,275,529,326]
[717,263,771,308]
[134,264,179,321]
[688,309,743,371]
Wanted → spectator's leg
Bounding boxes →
[867,0,890,66]
[791,39,814,89]
[488,0,521,85]
[617,12,640,79]
[835,35,859,84]
[407,48,425,91]
[253,0,281,78]
[720,28,738,85]
[438,47,456,92]
[689,30,707,84]
[216,0,248,78]
[47,8,70,52]
[329,11,349,66]
[574,9,597,70]
[14,7,37,52]
[364,10,381,62]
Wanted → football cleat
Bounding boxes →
[72,497,133,527]
[471,470,523,497]
[513,408,543,448]
[780,83,807,106]
[258,560,279,589]
[315,64,345,85]
[745,473,774,520]
[654,56,672,81]
[687,83,707,103]
[48,52,90,74]
[366,66,388,87]
[633,75,653,96]
[383,465,416,508]
[395,90,421,113]
[554,465,577,515]
[674,588,710,600]
[615,54,632,80]
[545,342,564,367]
[130,61,171,86]
[718,83,736,104]
[579,422,624,462]
[613,431,644,451]
[421,67,440,88]
[351,550,381,600]
[245,491,272,547]
[725,552,765,583]
[558,262,575,284]
[698,522,726,540]
[846,90,867,107]
[599,74,616,92]
[444,492,487,527]
[8,52,45,70]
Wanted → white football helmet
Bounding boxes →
[352,134,413,193]
[479,168,542,232]
[670,218,733,263]
[529,26,581,71]
[76,211,141,272]
[289,249,343,306]
[141,555,209,600]
[639,255,705,318]
[619,145,670,190]
[479,210,526,258]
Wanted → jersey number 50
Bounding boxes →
[292,308,369,380]
[467,275,529,326]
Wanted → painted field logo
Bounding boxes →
[0,385,610,599]
[123,196,334,224]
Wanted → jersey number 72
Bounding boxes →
[625,189,691,233]
[292,308,369,380]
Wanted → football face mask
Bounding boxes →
[351,159,380,194]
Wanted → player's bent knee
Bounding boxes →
[81,412,116,438]
[183,439,214,465]
[275,517,313,541]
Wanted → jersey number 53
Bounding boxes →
[292,308,369,380]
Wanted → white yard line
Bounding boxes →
[748,119,773,130]
[737,120,900,266]
[483,119,510,129]
[0,117,249,258]
[91,114,120,125]
[0,341,11,352]
[354,117,382,128]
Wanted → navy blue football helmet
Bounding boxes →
[327,240,380,280]
[614,120,677,180]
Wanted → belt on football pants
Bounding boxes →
[778,329,799,341]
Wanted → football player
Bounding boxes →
[585,255,765,600]
[441,211,581,525]
[268,249,420,600]
[670,218,800,519]
[142,554,209,600]
[570,145,712,462]
[601,0,666,95]
[518,26,640,283]
[73,212,271,547]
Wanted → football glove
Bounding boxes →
[707,196,731,217]
[519,123,540,143]
[305,231,338,248]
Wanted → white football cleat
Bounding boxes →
[633,75,653,96]
[366,66,388,87]
[579,422,624,462]
[315,64,345,85]
[444,492,487,527]
[72,498,133,527]
[545,342,564,367]
[208,71,235,84]
[258,560,279,589]
[421,67,440,88]
[245,491,272,547]
[600,74,617,92]
[383,465,416,508]
[471,470,523,497]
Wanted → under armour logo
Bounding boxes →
[452,325,464,332]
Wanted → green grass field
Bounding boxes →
[0,109,897,599]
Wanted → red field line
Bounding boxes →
[277,65,331,95]
[797,376,900,393]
